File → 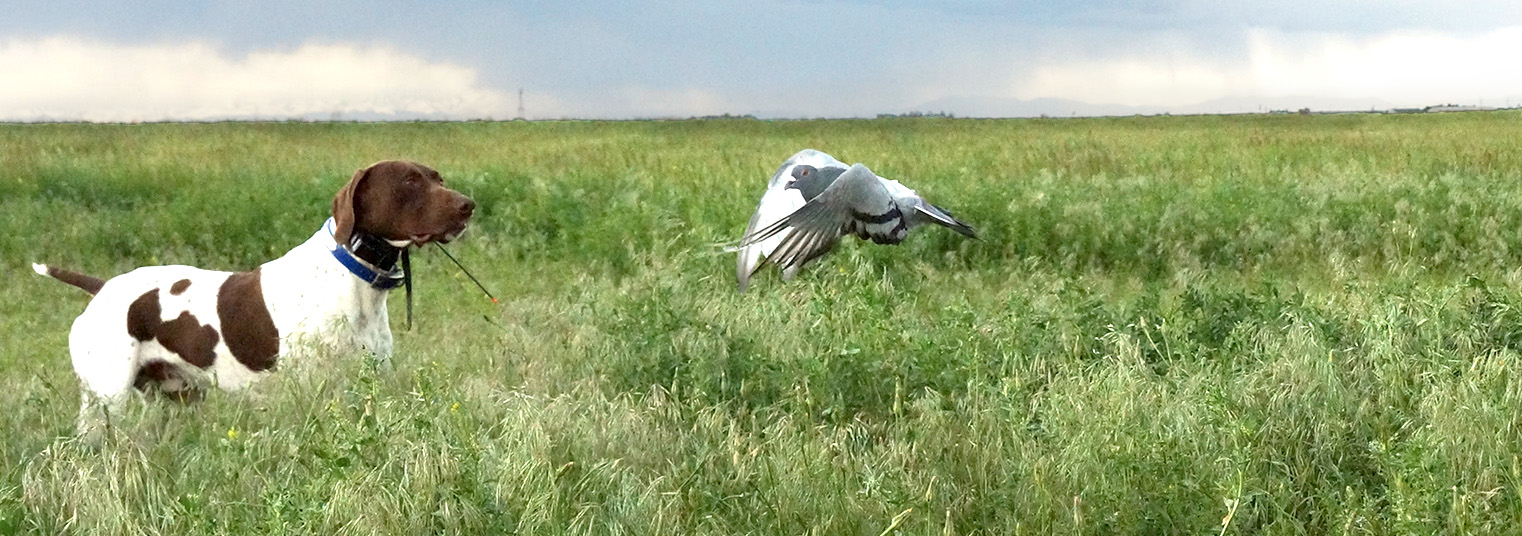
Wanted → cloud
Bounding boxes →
[1013,26,1522,109]
[1246,27,1522,104]
[0,37,514,122]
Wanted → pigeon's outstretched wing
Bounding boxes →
[736,149,847,292]
[739,164,907,275]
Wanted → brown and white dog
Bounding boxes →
[33,160,474,433]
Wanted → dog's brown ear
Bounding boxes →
[332,165,371,245]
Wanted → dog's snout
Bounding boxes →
[458,197,476,217]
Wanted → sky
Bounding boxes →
[3,0,1522,121]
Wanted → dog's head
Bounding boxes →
[331,160,475,247]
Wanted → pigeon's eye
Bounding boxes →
[799,169,810,176]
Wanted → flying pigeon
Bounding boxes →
[735,149,977,291]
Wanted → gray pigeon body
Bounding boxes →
[735,149,977,292]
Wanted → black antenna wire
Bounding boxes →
[433,243,499,304]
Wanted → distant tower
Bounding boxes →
[516,88,526,120]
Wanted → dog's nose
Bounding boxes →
[458,198,476,217]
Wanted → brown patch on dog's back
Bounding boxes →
[218,269,279,371]
[127,289,162,341]
[158,312,220,368]
[170,279,192,295]
[127,288,222,368]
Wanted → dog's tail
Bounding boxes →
[33,263,106,295]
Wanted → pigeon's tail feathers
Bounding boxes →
[916,204,979,239]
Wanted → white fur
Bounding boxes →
[50,224,394,433]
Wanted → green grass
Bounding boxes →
[5,113,1522,534]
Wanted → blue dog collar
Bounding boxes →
[322,218,405,290]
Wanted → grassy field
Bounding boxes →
[4,113,1522,534]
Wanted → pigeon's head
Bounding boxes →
[787,164,846,201]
